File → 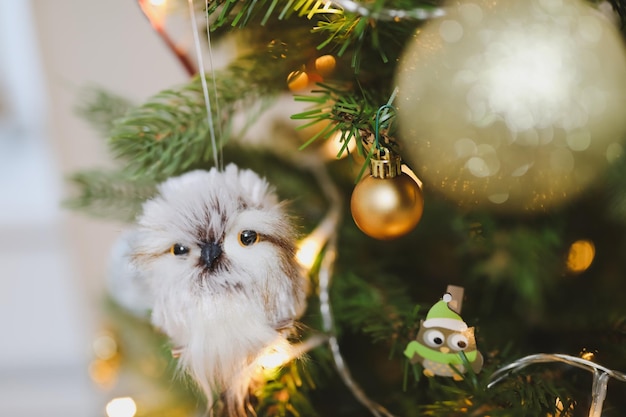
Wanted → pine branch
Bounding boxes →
[291,83,398,159]
[208,0,343,30]
[75,86,134,138]
[253,360,320,417]
[406,359,575,417]
[331,271,415,344]
[107,55,289,180]
[455,215,565,317]
[208,0,427,72]
[311,8,407,69]
[64,169,157,222]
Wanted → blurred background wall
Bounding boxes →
[0,0,186,415]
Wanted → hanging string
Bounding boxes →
[204,2,223,170]
[188,0,220,169]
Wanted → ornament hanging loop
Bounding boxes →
[370,105,401,179]
[374,104,396,151]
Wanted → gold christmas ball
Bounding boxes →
[395,0,626,212]
[350,173,424,240]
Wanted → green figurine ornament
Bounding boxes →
[404,293,483,380]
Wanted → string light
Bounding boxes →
[105,397,138,417]
[257,335,328,372]
[137,0,197,75]
[137,0,167,29]
[257,343,292,370]
[488,353,626,417]
[299,158,396,417]
[296,197,341,270]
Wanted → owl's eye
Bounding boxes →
[238,230,260,246]
[448,333,470,351]
[424,329,446,348]
[170,243,190,256]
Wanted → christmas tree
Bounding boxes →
[68,0,626,416]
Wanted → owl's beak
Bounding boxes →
[200,241,222,268]
[439,347,450,354]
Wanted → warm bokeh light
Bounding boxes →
[547,397,573,417]
[321,130,356,160]
[295,206,340,270]
[89,359,118,387]
[580,350,596,361]
[566,239,595,274]
[296,235,324,270]
[257,345,292,370]
[138,0,168,29]
[105,397,137,417]
[93,333,118,360]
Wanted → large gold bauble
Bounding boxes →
[395,0,626,212]
[350,173,424,240]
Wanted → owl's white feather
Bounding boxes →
[130,164,307,415]
[106,230,153,318]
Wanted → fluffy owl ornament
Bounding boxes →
[404,293,483,380]
[127,164,308,416]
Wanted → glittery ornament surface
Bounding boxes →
[396,0,626,211]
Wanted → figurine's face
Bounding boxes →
[416,321,477,357]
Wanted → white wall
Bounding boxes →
[0,0,187,415]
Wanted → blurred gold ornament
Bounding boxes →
[351,148,424,240]
[287,70,309,92]
[395,0,626,212]
[566,239,595,274]
[314,54,336,77]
